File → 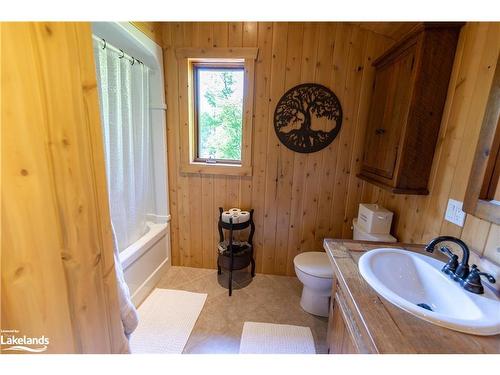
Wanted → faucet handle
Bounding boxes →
[439,247,458,276]
[439,246,455,258]
[462,265,496,294]
[473,265,496,284]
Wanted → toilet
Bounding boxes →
[294,219,397,317]
[294,252,333,317]
[352,218,397,242]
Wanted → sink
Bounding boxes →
[358,248,500,336]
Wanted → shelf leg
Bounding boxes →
[229,251,234,296]
[250,257,255,277]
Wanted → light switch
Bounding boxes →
[444,199,466,227]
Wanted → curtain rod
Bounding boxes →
[92,35,144,66]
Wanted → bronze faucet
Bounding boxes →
[424,236,495,294]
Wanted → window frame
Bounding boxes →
[175,47,258,176]
[192,61,245,165]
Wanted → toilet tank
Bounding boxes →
[357,203,393,234]
[353,219,397,242]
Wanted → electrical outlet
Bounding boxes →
[445,199,466,227]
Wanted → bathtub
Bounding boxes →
[120,218,171,306]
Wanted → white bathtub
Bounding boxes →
[120,219,171,306]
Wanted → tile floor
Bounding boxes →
[154,266,329,354]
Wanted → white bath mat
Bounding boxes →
[130,288,207,354]
[239,322,316,354]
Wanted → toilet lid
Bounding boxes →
[294,252,333,278]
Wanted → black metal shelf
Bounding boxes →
[217,207,255,296]
[219,219,252,231]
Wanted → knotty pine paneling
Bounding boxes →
[161,22,393,275]
[363,22,500,265]
[1,22,128,353]
[131,22,163,46]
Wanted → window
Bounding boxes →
[193,62,245,163]
[176,48,258,176]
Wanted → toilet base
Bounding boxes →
[299,286,330,317]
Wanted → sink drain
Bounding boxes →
[417,303,433,311]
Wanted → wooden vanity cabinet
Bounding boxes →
[327,277,377,354]
[327,281,359,354]
[358,23,463,195]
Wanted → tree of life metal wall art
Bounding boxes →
[273,83,343,153]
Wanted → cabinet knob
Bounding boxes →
[375,128,386,135]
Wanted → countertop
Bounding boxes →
[324,239,500,354]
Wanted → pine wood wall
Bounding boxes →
[161,22,393,275]
[131,22,163,46]
[362,22,500,265]
[1,22,128,353]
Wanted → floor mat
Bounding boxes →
[130,288,207,353]
[239,322,316,354]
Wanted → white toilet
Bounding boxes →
[294,219,397,317]
[294,252,333,317]
[352,218,397,242]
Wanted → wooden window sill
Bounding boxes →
[180,162,252,176]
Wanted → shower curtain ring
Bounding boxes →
[101,38,106,50]
[131,58,135,66]
[119,49,125,58]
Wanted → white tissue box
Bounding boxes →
[357,203,393,234]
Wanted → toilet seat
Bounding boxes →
[293,252,333,279]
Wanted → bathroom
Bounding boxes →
[1,0,499,373]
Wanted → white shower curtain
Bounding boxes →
[93,39,153,252]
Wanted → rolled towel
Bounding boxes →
[238,211,250,223]
[229,207,241,214]
[229,213,239,224]
[221,211,233,223]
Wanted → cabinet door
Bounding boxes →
[328,295,358,354]
[363,45,417,179]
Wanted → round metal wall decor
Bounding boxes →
[274,83,343,153]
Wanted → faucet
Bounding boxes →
[425,236,470,281]
[425,235,496,294]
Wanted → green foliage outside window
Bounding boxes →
[197,68,244,161]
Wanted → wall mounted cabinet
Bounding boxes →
[358,23,463,195]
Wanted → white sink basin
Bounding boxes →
[358,248,500,336]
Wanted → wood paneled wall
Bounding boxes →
[161,22,393,275]
[131,22,163,46]
[1,22,128,353]
[362,22,500,265]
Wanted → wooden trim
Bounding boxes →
[357,172,429,195]
[192,62,245,162]
[176,47,257,176]
[463,53,500,224]
[176,47,258,60]
[180,162,252,176]
[482,116,500,199]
